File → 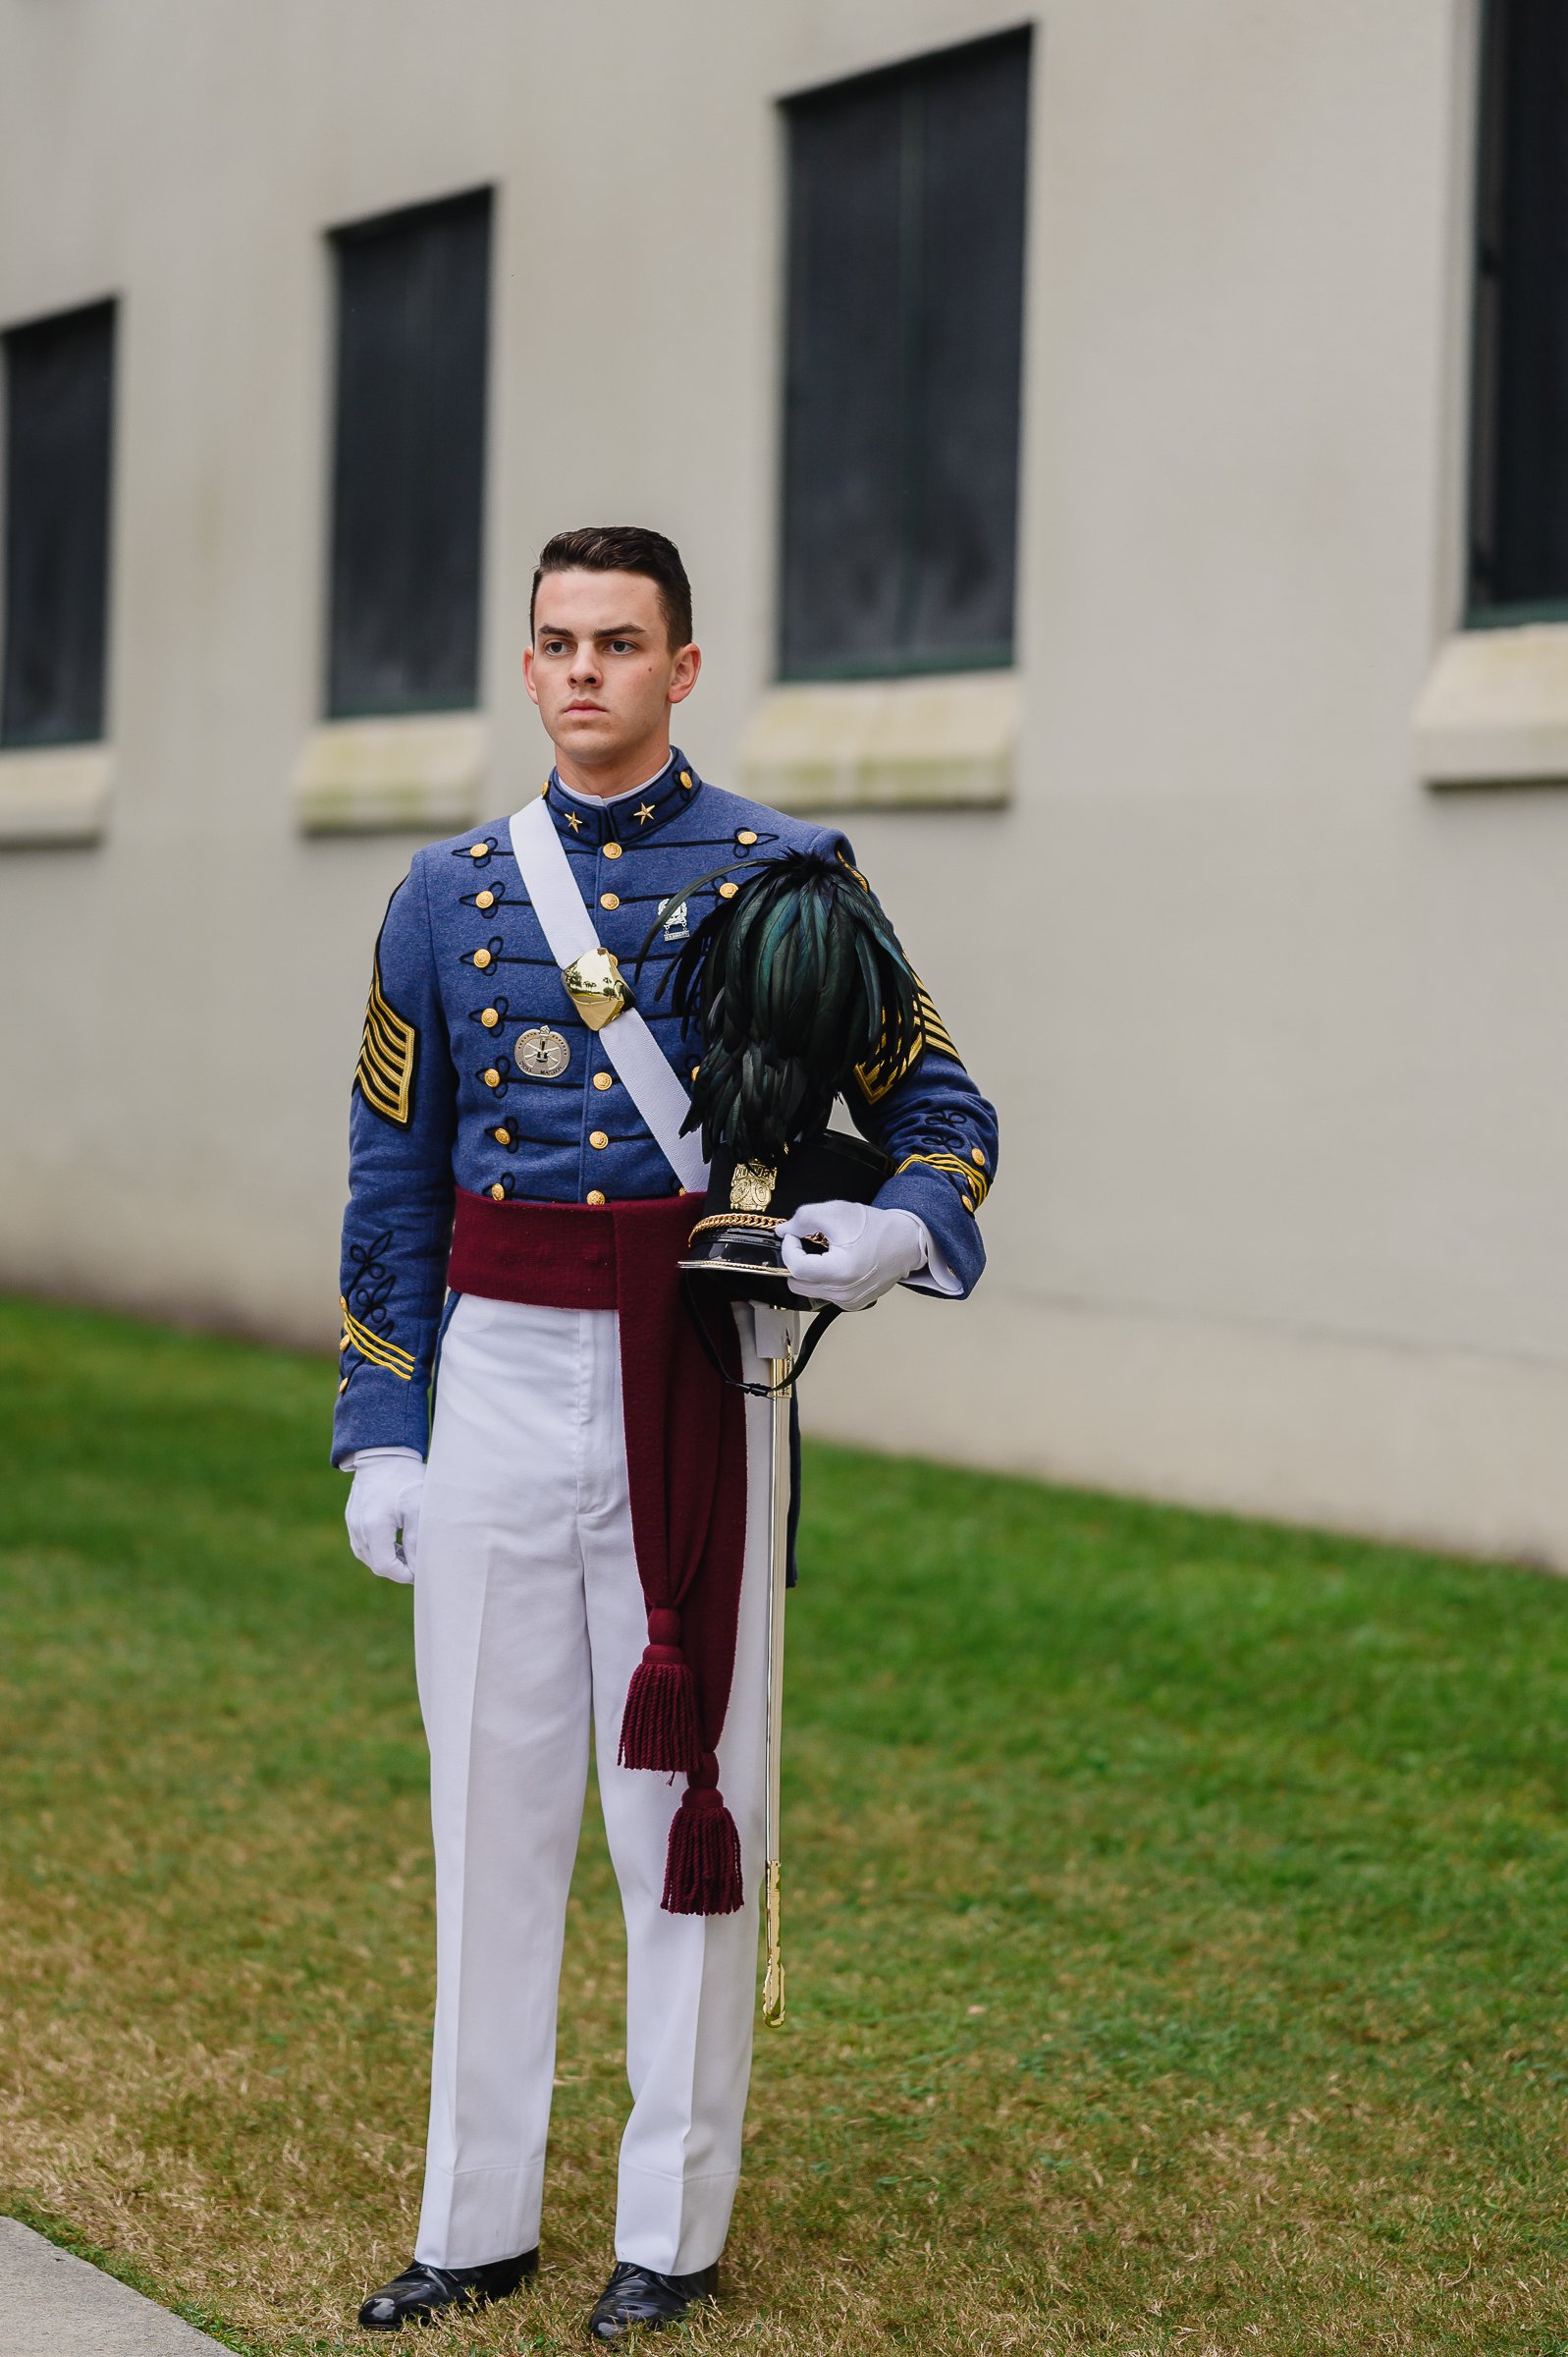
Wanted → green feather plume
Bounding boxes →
[668,852,921,1164]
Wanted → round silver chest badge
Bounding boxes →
[515,1025,571,1079]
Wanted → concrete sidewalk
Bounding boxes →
[0,2219,230,2355]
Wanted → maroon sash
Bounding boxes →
[448,1188,748,1914]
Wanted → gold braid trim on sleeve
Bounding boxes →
[339,1296,416,1380]
[892,1151,990,1211]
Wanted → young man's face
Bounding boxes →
[523,568,699,776]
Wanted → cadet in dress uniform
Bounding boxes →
[336,528,997,2342]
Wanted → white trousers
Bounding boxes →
[410,1291,775,2275]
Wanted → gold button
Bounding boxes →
[600,892,621,910]
[593,1071,614,1091]
[483,1068,501,1088]
[691,1065,700,1080]
[494,1126,512,1146]
[472,947,492,969]
[586,1188,607,1206]
[475,889,495,910]
[590,1129,608,1149]
[338,1376,349,1395]
[736,829,758,846]
[971,1148,986,1168]
[961,1196,976,1215]
[480,1007,499,1028]
[490,1182,506,1201]
[719,882,738,900]
[468,843,487,860]
[679,769,693,789]
[603,841,623,859]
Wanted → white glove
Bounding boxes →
[345,1453,425,1585]
[780,1200,928,1312]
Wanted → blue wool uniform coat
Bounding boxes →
[334,750,999,1463]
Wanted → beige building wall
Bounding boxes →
[4,0,1566,1564]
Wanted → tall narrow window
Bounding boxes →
[2,301,116,747]
[327,189,492,718]
[1468,1,1568,621]
[779,29,1030,681]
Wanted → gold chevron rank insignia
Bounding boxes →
[854,980,960,1104]
[355,959,417,1126]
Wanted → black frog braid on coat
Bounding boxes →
[669,851,921,1166]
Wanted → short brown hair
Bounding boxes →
[530,525,693,650]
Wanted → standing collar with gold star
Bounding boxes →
[543,750,700,850]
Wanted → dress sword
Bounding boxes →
[761,1332,793,2027]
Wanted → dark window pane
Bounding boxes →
[2,301,115,747]
[780,79,904,673]
[908,37,1029,657]
[780,29,1030,680]
[1469,1,1568,613]
[327,189,491,718]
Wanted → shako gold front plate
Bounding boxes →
[730,1158,778,1212]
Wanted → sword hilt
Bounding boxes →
[762,1859,784,2026]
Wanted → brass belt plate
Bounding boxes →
[562,947,631,1032]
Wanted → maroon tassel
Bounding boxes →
[662,1759,744,1916]
[619,1607,703,1774]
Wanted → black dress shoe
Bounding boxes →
[358,2249,538,2330]
[586,2261,719,2342]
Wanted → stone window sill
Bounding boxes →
[1413,624,1568,787]
[737,670,1018,812]
[0,742,112,846]
[293,711,486,834]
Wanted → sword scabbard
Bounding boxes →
[761,1341,793,2027]
[763,1859,784,2025]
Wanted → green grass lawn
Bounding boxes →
[2,1295,1567,2355]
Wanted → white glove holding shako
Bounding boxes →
[780,1199,928,1311]
[345,1451,425,1585]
